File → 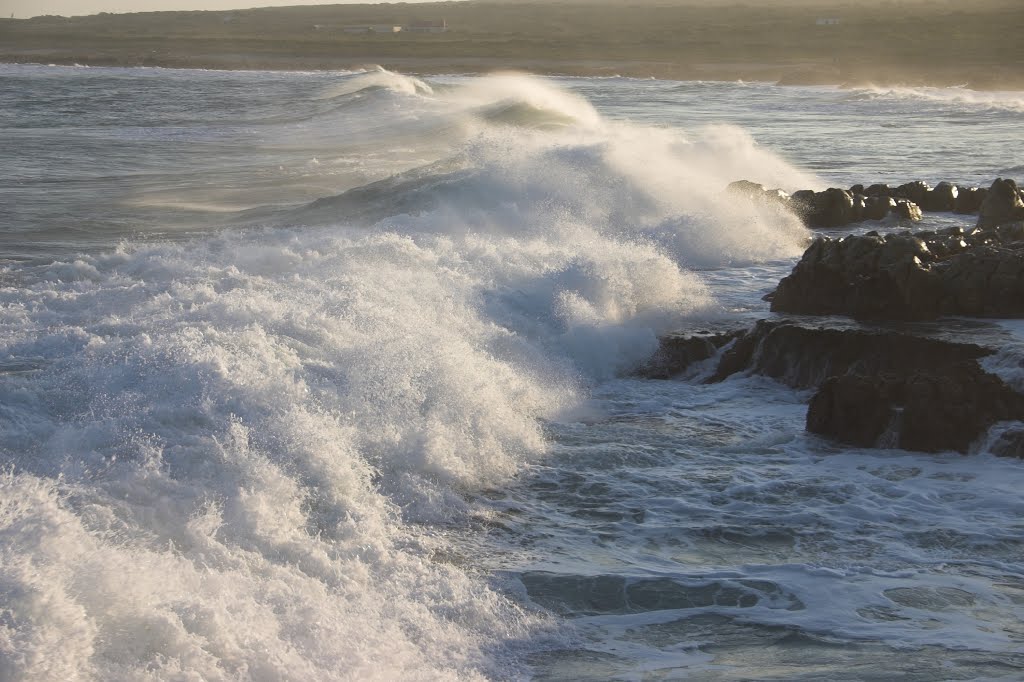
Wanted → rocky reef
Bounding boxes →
[644,178,1024,455]
[641,320,1024,455]
[768,222,1024,320]
[729,177,1024,230]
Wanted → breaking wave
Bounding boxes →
[0,69,817,679]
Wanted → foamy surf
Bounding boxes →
[0,69,810,678]
[3,65,1024,681]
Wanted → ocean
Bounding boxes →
[1,63,1023,681]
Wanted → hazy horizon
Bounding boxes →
[0,0,988,20]
[1,0,452,19]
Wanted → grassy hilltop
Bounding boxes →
[1,0,1022,87]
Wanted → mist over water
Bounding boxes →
[2,64,1023,680]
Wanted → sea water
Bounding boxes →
[1,64,1022,680]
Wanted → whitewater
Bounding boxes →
[1,64,1022,681]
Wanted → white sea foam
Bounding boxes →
[13,67,990,680]
[847,84,1024,113]
[0,227,564,679]
[0,87,802,677]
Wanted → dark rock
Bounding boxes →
[922,182,958,212]
[849,184,865,196]
[954,186,986,214]
[865,183,892,198]
[802,188,857,228]
[807,364,1024,453]
[851,194,866,223]
[863,195,895,221]
[935,241,1024,316]
[892,199,923,222]
[806,374,895,447]
[686,319,1023,454]
[709,320,992,389]
[769,233,939,320]
[789,189,817,220]
[769,226,1024,320]
[977,178,1024,229]
[639,331,744,379]
[894,180,930,206]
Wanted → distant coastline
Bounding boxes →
[2,0,1022,90]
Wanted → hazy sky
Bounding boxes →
[1,1,446,19]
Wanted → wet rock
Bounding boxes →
[651,317,1024,455]
[863,195,895,221]
[936,242,1024,316]
[769,226,1024,320]
[708,320,992,389]
[922,181,958,212]
[803,188,857,228]
[977,178,1024,229]
[954,186,986,214]
[894,180,930,206]
[789,189,817,221]
[807,364,1024,453]
[639,330,744,379]
[769,233,939,320]
[892,199,923,222]
[730,178,1012,227]
[806,374,895,447]
[695,320,1022,454]
[851,194,866,222]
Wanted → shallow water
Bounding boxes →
[1,64,1022,680]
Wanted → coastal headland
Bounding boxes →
[2,0,1023,88]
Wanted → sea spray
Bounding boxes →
[2,68,822,679]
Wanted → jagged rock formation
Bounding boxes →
[644,320,1024,454]
[638,330,743,379]
[705,320,993,388]
[768,223,1024,320]
[807,365,1024,453]
[728,177,1024,230]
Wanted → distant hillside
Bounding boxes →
[1,0,1022,87]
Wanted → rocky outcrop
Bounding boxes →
[955,186,987,214]
[645,319,1022,454]
[768,223,1024,320]
[730,177,1022,230]
[922,181,958,212]
[706,320,993,389]
[892,199,923,222]
[807,364,1024,453]
[977,178,1024,229]
[787,187,920,228]
[791,188,859,228]
[638,330,743,379]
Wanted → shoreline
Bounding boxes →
[3,0,1021,92]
